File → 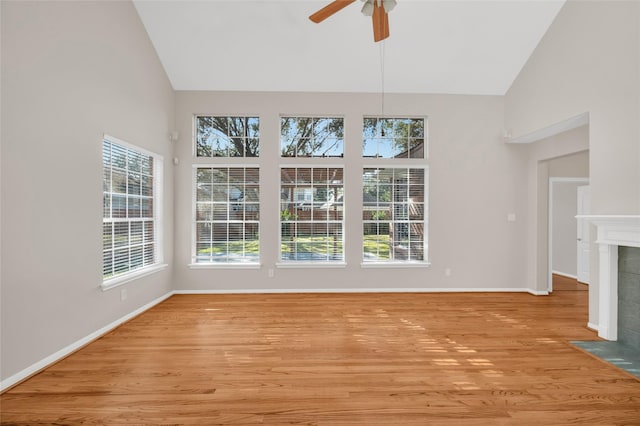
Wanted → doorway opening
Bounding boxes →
[548,176,589,292]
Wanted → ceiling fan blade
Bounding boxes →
[372,1,390,42]
[309,0,356,23]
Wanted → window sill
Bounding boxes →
[189,263,261,270]
[361,261,431,269]
[102,263,168,291]
[276,262,347,269]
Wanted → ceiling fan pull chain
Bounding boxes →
[380,40,386,117]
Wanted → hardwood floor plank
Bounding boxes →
[553,273,588,291]
[2,291,640,424]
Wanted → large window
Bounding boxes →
[279,116,345,264]
[196,116,259,157]
[188,114,428,268]
[192,115,261,267]
[362,116,427,264]
[363,167,427,262]
[103,136,162,284]
[194,167,260,264]
[280,167,344,262]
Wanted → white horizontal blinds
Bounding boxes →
[195,167,260,263]
[363,117,425,159]
[103,139,156,280]
[280,117,344,157]
[280,167,344,261]
[196,116,259,157]
[363,167,427,262]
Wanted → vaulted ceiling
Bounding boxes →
[133,0,565,95]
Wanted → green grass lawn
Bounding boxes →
[198,239,259,255]
[197,234,391,259]
[281,235,343,255]
[363,234,390,259]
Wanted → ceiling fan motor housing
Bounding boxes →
[310,0,394,42]
[361,0,397,16]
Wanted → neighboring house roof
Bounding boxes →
[394,140,424,159]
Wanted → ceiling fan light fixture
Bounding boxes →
[361,0,374,17]
[382,0,396,13]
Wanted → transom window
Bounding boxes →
[196,116,259,157]
[102,136,161,282]
[280,116,344,157]
[194,167,260,264]
[362,167,427,262]
[363,117,425,158]
[280,167,344,262]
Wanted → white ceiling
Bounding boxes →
[133,0,565,95]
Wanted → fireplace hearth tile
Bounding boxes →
[571,341,640,378]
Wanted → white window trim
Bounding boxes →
[101,134,164,290]
[278,164,346,265]
[102,263,168,291]
[188,263,261,270]
[360,261,431,269]
[361,164,429,265]
[276,261,347,269]
[191,163,261,267]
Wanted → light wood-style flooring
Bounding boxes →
[553,274,589,291]
[2,290,640,425]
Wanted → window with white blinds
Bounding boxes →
[362,167,427,263]
[103,136,161,283]
[280,167,344,263]
[194,167,260,264]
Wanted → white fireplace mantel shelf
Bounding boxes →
[577,215,640,248]
[576,215,640,341]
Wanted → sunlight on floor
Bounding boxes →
[342,306,511,392]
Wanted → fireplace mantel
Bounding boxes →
[577,215,640,340]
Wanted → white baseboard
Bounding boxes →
[528,289,550,296]
[0,291,173,392]
[587,322,599,332]
[174,287,539,295]
[552,270,578,280]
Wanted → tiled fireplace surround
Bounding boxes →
[581,216,640,348]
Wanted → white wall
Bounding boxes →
[173,91,529,292]
[506,1,639,216]
[548,150,590,179]
[506,0,639,327]
[1,1,175,383]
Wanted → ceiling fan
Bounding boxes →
[309,0,397,42]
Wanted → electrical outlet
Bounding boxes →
[445,268,452,277]
[268,268,275,278]
[120,288,127,301]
